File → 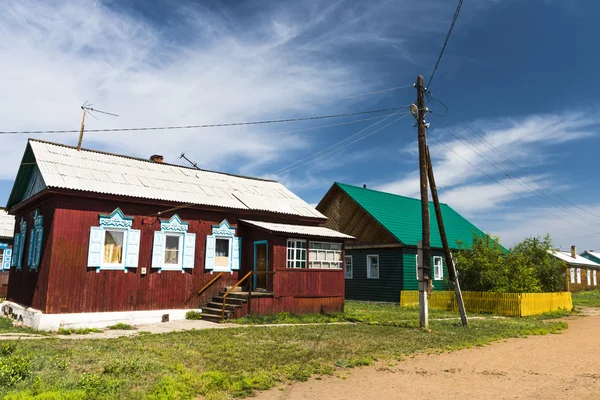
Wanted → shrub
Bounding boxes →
[185,311,202,320]
[0,356,31,387]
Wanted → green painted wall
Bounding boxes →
[345,247,451,303]
[345,248,403,303]
[401,248,450,292]
[581,253,600,264]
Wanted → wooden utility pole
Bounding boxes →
[77,107,87,151]
[416,75,431,330]
[426,146,468,326]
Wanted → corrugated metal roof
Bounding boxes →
[240,220,354,239]
[25,140,325,219]
[551,250,600,267]
[334,182,486,249]
[0,209,15,239]
[582,250,600,263]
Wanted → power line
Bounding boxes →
[437,121,597,225]
[0,107,409,135]
[274,110,409,175]
[428,130,600,235]
[450,113,600,221]
[277,113,411,175]
[426,0,464,89]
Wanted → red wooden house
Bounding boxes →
[0,209,15,298]
[1,139,352,330]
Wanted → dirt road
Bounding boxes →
[257,313,600,400]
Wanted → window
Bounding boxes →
[88,208,141,272]
[344,255,353,279]
[594,270,597,286]
[570,268,575,284]
[153,214,196,272]
[205,219,239,272]
[164,234,183,266]
[308,241,342,269]
[103,230,125,265]
[12,218,27,270]
[27,209,44,271]
[577,268,582,284]
[287,239,307,268]
[367,255,379,279]
[415,254,419,280]
[587,269,592,286]
[433,256,444,280]
[215,237,231,268]
[0,245,10,271]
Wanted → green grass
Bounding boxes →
[0,302,568,399]
[185,311,202,320]
[572,289,600,307]
[106,323,136,331]
[234,301,483,326]
[56,328,102,336]
[0,317,41,335]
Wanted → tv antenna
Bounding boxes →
[180,153,200,169]
[77,101,119,151]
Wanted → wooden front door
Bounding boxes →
[254,242,268,290]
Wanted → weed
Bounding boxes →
[56,328,101,335]
[0,356,31,387]
[1,343,17,356]
[185,311,203,320]
[106,323,136,330]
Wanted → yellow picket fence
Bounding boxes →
[399,291,572,317]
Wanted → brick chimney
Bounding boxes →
[571,245,577,259]
[150,154,164,163]
[363,184,367,189]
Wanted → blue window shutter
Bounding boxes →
[205,235,216,270]
[11,234,21,268]
[183,233,196,269]
[152,231,165,269]
[28,228,35,267]
[125,229,141,268]
[2,249,11,270]
[17,231,26,270]
[32,228,43,270]
[231,237,241,270]
[87,227,103,267]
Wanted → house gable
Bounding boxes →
[317,184,398,246]
[7,143,48,209]
[319,182,486,250]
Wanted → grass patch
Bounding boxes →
[56,328,102,336]
[0,302,568,399]
[185,311,202,320]
[107,323,136,331]
[0,317,41,335]
[572,289,600,307]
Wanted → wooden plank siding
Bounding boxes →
[7,194,346,316]
[345,248,404,303]
[318,185,398,246]
[565,266,599,292]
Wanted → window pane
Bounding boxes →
[103,230,124,264]
[216,239,229,257]
[164,235,180,265]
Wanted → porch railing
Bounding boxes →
[198,272,223,297]
[222,271,253,321]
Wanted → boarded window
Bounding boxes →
[103,230,124,265]
[309,241,342,269]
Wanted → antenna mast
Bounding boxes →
[77,101,119,151]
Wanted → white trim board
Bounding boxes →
[0,301,201,331]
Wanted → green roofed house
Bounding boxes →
[316,182,486,303]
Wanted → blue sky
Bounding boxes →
[1,0,600,250]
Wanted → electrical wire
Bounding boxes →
[277,113,411,175]
[0,107,409,135]
[274,110,409,175]
[426,0,464,89]
[429,130,600,235]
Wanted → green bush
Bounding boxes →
[0,356,31,387]
[185,311,203,320]
[1,343,17,356]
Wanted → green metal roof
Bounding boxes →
[336,182,485,249]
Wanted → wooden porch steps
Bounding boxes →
[198,288,275,323]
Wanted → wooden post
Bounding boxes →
[77,107,87,151]
[426,146,468,326]
[417,240,428,328]
[416,75,430,330]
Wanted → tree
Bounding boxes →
[454,233,565,293]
